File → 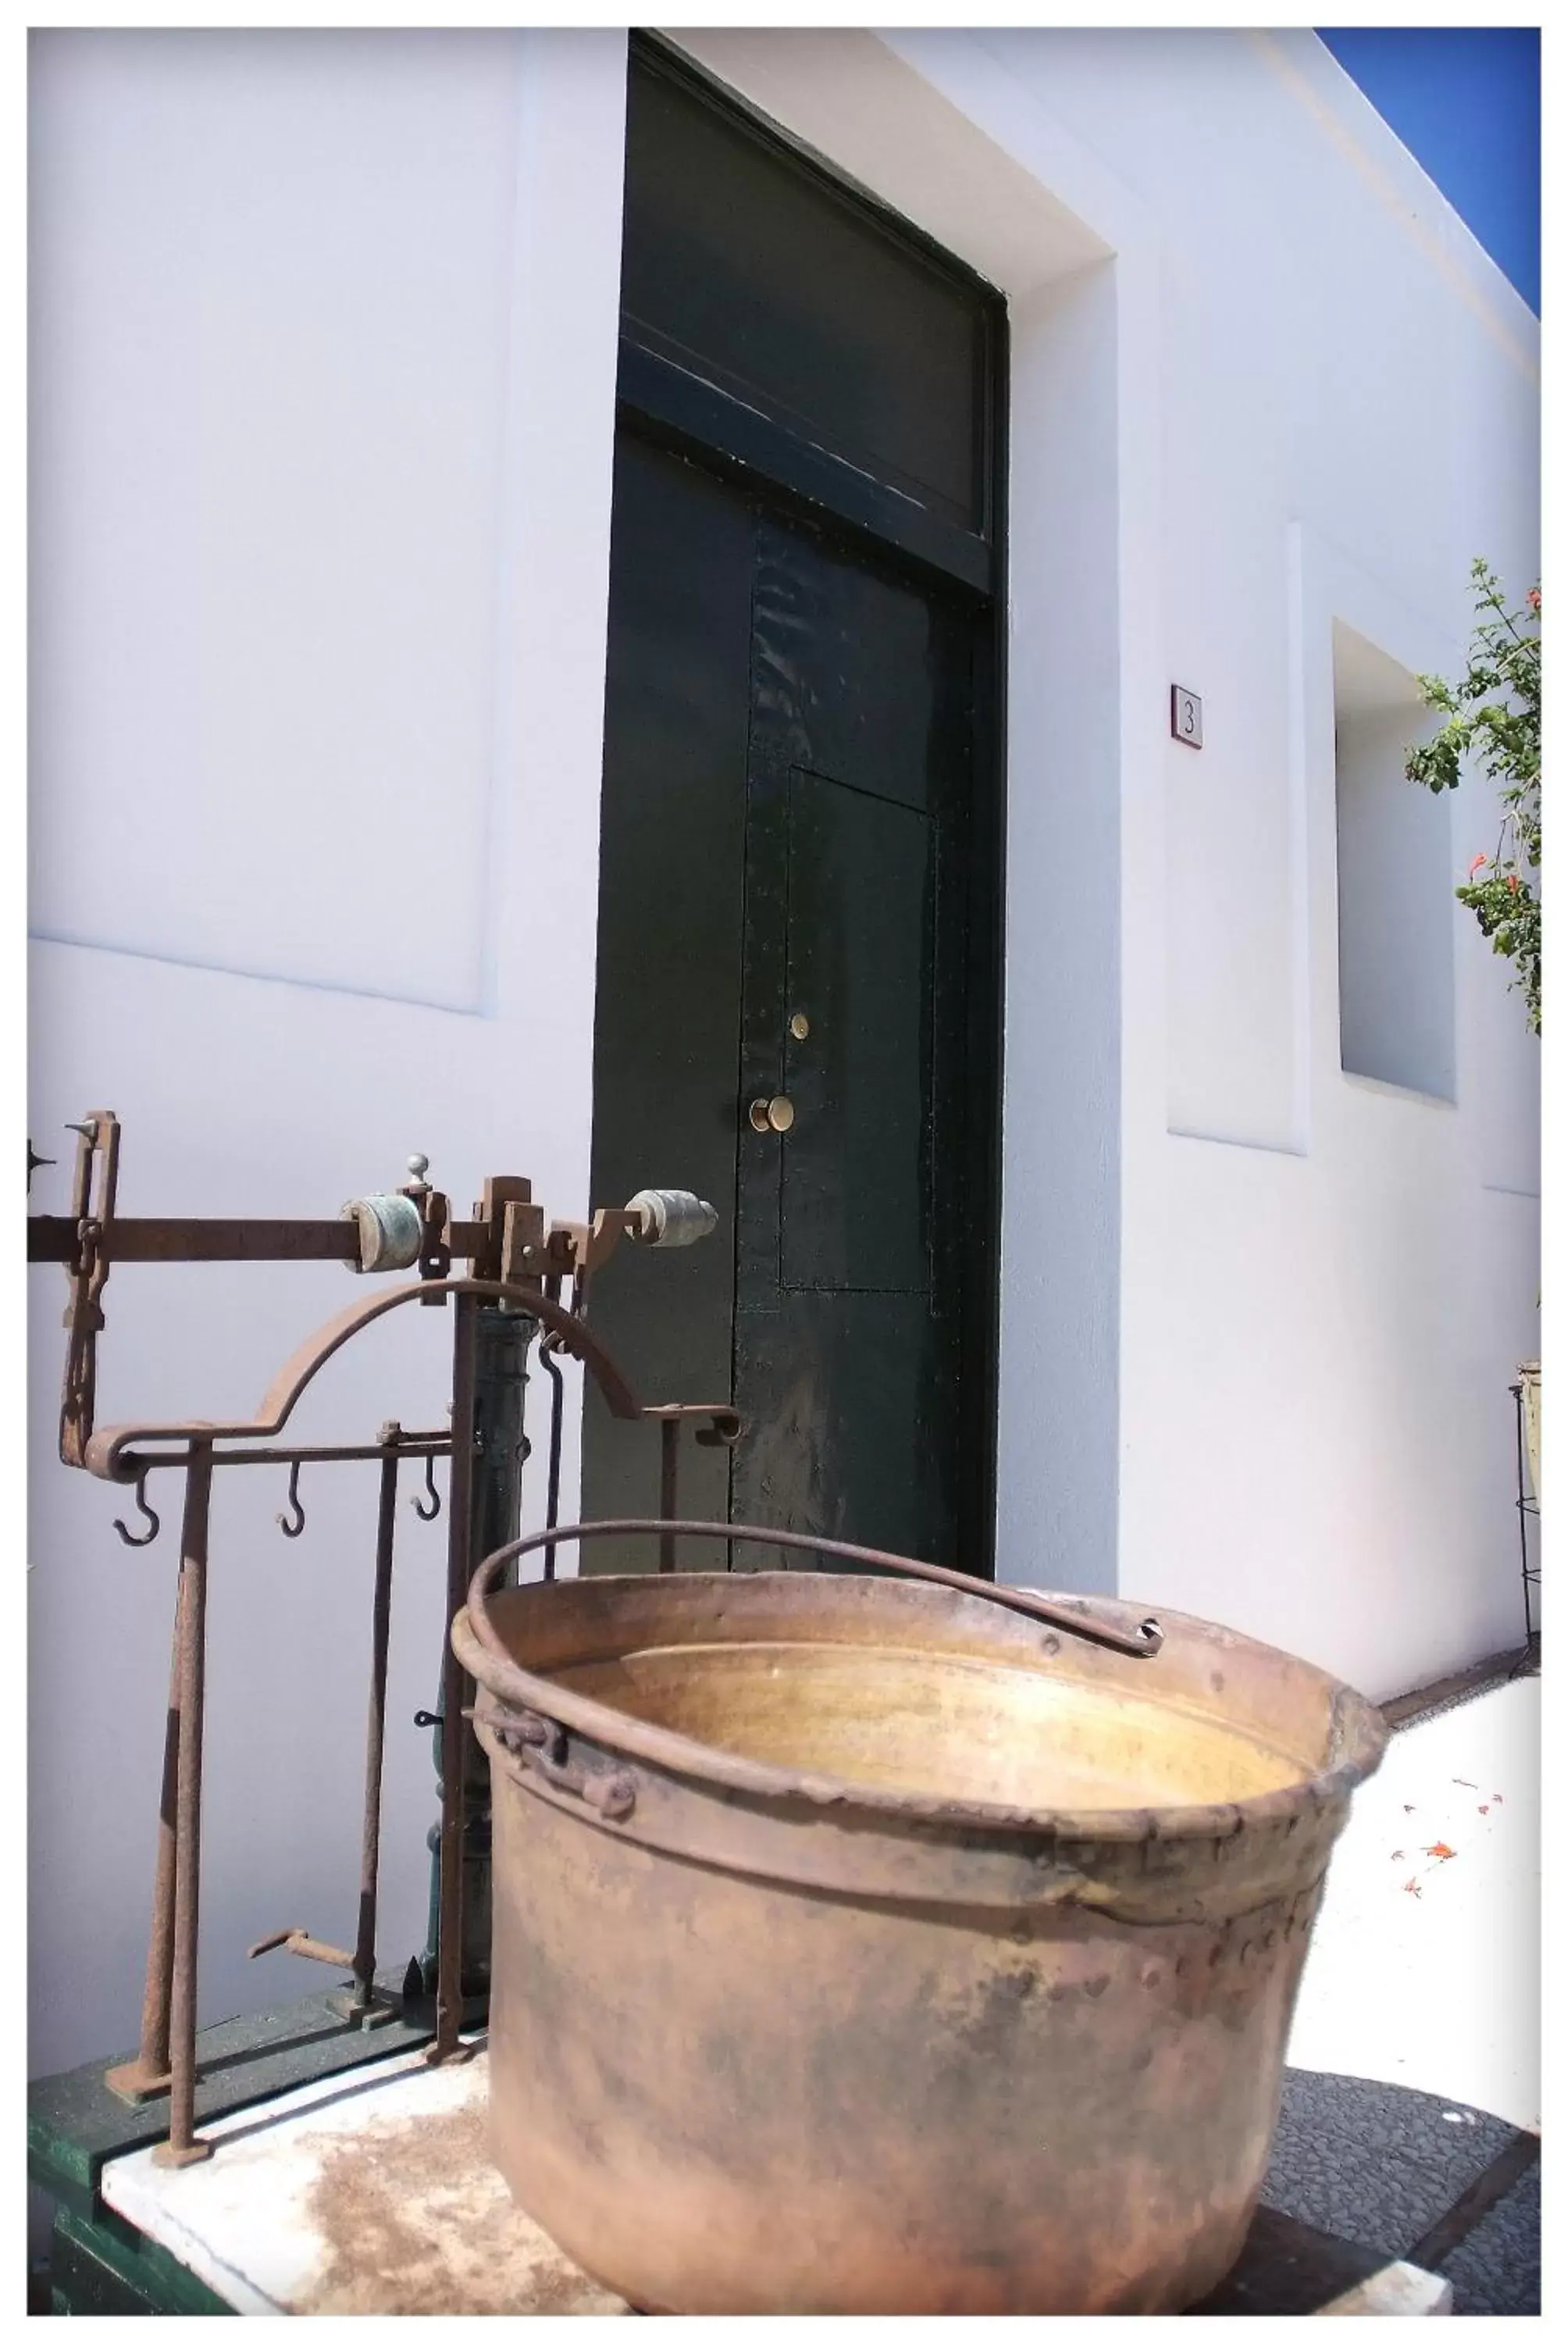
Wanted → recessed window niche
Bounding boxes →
[1332,621,1456,1101]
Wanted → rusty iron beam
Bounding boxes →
[28,1215,496,1267]
[83,1275,643,1487]
[121,1435,453,1476]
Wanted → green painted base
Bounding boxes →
[30,1981,439,2313]
[48,2202,235,2316]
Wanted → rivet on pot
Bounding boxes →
[585,1771,637,1821]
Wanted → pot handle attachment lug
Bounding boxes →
[472,1701,637,1821]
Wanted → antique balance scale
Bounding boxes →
[27,1108,743,2309]
[27,1113,1436,2316]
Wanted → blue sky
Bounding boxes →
[1316,30,1540,312]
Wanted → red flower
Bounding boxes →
[1508,872,1520,893]
[1527,588,1541,611]
[1470,854,1488,876]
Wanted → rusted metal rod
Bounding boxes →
[57,1114,119,1468]
[28,1215,497,1267]
[103,1575,184,2103]
[538,1341,565,1582]
[659,1418,680,1574]
[538,1275,567,1583]
[121,1435,452,1476]
[137,1617,181,2084]
[353,1424,401,2015]
[137,1624,180,2083]
[248,1928,358,1970]
[154,1442,216,2167]
[431,1297,479,2063]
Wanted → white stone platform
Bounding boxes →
[101,2043,628,2316]
[101,2041,1450,2316]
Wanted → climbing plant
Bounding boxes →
[1406,559,1541,1035]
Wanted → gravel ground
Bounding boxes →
[1439,2159,1541,2316]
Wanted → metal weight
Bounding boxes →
[625,1189,719,1246]
[340,1192,425,1274]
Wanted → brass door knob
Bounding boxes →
[749,1095,795,1134]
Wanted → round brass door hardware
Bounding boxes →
[749,1096,795,1135]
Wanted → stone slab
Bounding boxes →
[102,2045,1450,2316]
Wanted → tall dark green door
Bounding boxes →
[731,516,980,1562]
[582,40,1004,1576]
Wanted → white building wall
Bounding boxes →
[969,28,1541,1699]
[29,27,1538,2082]
[27,27,629,2077]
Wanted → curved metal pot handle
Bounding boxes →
[464,1518,1162,1683]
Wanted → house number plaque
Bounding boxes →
[1171,686,1203,748]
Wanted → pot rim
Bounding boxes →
[456,1522,1388,1846]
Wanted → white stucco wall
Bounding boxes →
[969,29,1541,1702]
[29,26,1538,2084]
[27,27,630,2078]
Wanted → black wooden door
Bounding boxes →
[732,517,975,1561]
[584,437,992,1571]
[582,38,1003,1577]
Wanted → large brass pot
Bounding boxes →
[453,1522,1386,2316]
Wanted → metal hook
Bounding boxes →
[276,1460,306,1539]
[112,1468,161,1549]
[412,1453,442,1522]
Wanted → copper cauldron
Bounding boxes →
[453,1521,1387,2316]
